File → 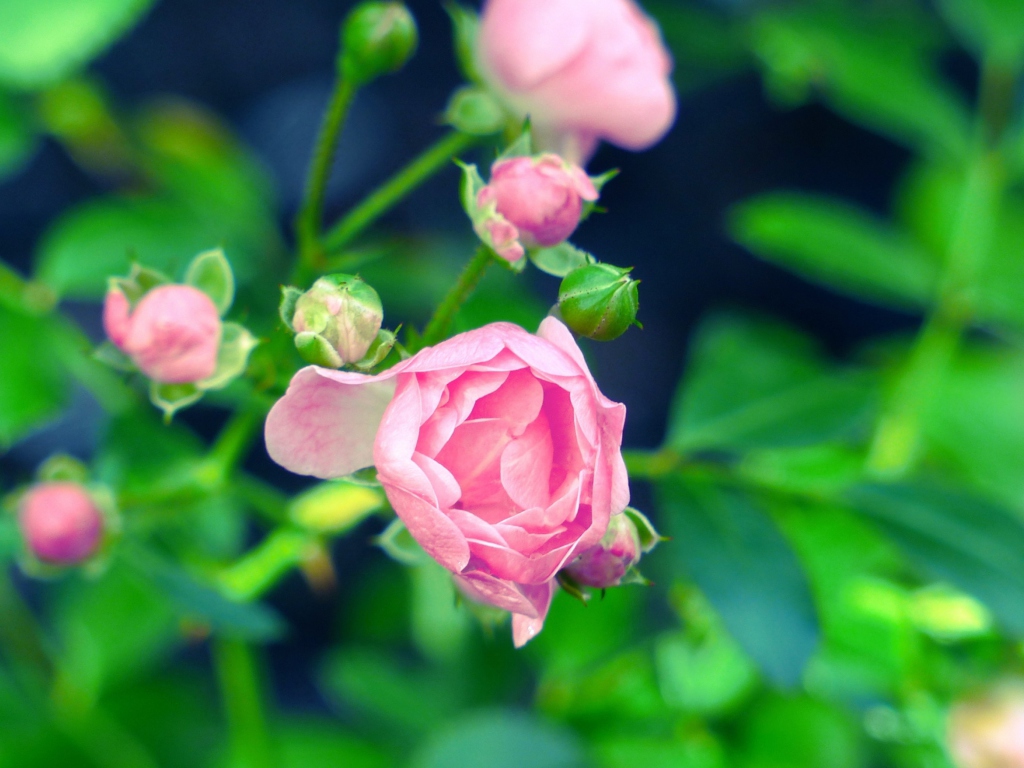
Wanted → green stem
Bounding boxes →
[220,529,317,601]
[322,129,480,256]
[234,475,291,526]
[294,76,358,282]
[0,569,51,695]
[213,638,275,768]
[867,149,1004,477]
[420,245,493,347]
[203,410,263,482]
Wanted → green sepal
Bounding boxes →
[93,341,136,372]
[295,331,344,369]
[456,159,487,219]
[619,567,652,587]
[445,86,506,136]
[184,248,235,316]
[279,285,303,331]
[149,381,203,422]
[528,242,595,278]
[444,2,482,83]
[556,570,591,605]
[624,507,665,554]
[374,518,427,565]
[494,251,527,273]
[353,327,398,371]
[580,169,618,222]
[36,454,90,484]
[108,263,169,306]
[497,124,534,161]
[198,322,259,390]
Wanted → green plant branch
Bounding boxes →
[220,529,318,601]
[0,260,56,316]
[294,76,359,282]
[322,129,480,256]
[213,638,276,768]
[0,570,52,696]
[420,244,494,347]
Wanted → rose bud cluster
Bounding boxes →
[478,0,677,163]
[464,153,597,263]
[265,318,629,647]
[19,482,104,566]
[564,508,660,588]
[100,250,258,418]
[948,684,1024,768]
[280,275,395,370]
[558,263,640,341]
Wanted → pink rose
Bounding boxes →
[265,318,630,646]
[104,284,222,384]
[19,482,104,565]
[477,154,597,255]
[479,0,677,163]
[949,686,1024,768]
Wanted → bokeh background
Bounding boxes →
[3,0,1023,766]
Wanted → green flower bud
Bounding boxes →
[558,264,639,342]
[340,2,418,85]
[290,275,384,367]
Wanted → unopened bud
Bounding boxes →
[19,482,104,565]
[565,511,648,588]
[558,263,639,341]
[290,275,384,367]
[341,2,418,85]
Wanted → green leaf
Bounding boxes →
[410,711,585,768]
[444,3,482,84]
[0,90,36,179]
[937,0,1024,66]
[656,477,820,687]
[750,7,970,158]
[445,86,506,137]
[730,193,939,310]
[123,547,285,641]
[276,720,391,768]
[0,305,69,447]
[666,314,875,453]
[845,482,1024,636]
[740,695,862,768]
[528,243,594,278]
[0,0,155,90]
[655,629,759,716]
[184,248,234,315]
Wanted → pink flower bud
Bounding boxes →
[564,511,640,588]
[479,0,677,163]
[478,154,597,252]
[103,284,222,384]
[949,685,1024,768]
[19,482,104,565]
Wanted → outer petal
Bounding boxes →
[479,0,590,91]
[511,580,555,647]
[265,366,397,479]
[102,288,132,349]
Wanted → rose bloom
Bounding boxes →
[476,154,597,262]
[479,0,677,163]
[19,482,103,565]
[949,686,1024,768]
[266,318,629,646]
[104,284,222,384]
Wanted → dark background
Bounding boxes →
[0,0,920,713]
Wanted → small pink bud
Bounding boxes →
[103,284,222,384]
[19,482,104,565]
[564,512,641,588]
[480,154,597,250]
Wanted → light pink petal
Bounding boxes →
[504,474,582,530]
[102,288,132,349]
[536,317,589,377]
[493,519,562,555]
[454,570,541,617]
[448,508,508,548]
[417,407,461,459]
[512,580,555,648]
[124,285,222,383]
[500,413,553,510]
[412,453,462,509]
[471,368,544,434]
[373,375,423,466]
[469,538,576,584]
[382,483,470,573]
[265,367,397,479]
[436,418,512,510]
[448,370,510,422]
[479,0,591,91]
